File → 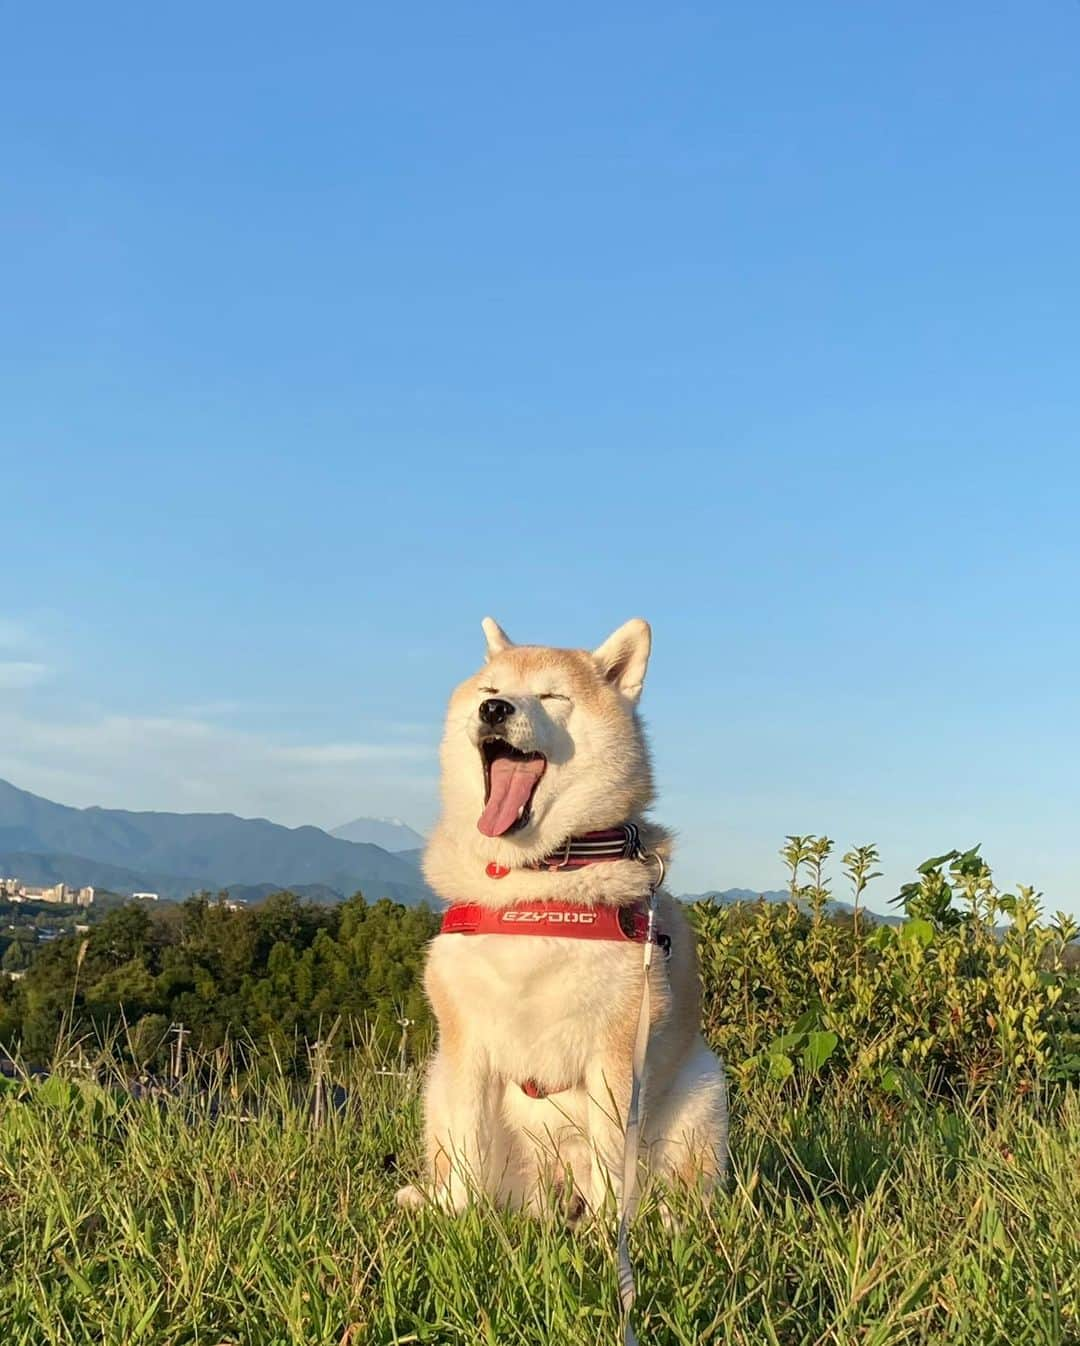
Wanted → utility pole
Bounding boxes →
[169,1022,189,1082]
[308,1038,326,1129]
[397,1017,414,1073]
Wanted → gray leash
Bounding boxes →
[617,853,665,1346]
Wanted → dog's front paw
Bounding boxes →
[395,1183,427,1211]
[562,1187,588,1229]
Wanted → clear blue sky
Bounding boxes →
[3,2,1078,915]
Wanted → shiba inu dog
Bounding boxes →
[396,618,727,1217]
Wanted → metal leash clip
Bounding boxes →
[547,835,573,871]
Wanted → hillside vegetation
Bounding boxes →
[0,892,438,1066]
[0,1052,1077,1346]
[0,839,1078,1344]
[2,838,1076,1092]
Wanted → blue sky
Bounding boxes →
[2,2,1078,915]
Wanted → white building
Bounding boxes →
[0,879,96,907]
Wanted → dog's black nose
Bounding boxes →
[479,697,515,726]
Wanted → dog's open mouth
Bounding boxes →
[478,738,547,837]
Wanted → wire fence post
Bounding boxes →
[397,1017,413,1074]
[308,1038,325,1129]
[169,1022,189,1083]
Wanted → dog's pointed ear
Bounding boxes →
[481,617,515,659]
[592,618,651,702]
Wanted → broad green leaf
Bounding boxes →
[792,1008,822,1034]
[918,851,960,874]
[879,1065,903,1094]
[767,1053,794,1082]
[901,918,934,948]
[878,1064,923,1098]
[802,1031,839,1073]
[36,1076,80,1110]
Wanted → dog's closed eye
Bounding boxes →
[538,693,569,702]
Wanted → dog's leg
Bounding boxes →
[583,1053,633,1215]
[397,1045,506,1212]
[641,1039,729,1226]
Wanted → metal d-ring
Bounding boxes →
[549,835,572,871]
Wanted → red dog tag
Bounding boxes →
[485,862,510,879]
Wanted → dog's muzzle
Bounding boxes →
[478,697,515,727]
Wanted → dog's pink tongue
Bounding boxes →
[478,756,546,837]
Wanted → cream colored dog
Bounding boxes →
[396,617,727,1216]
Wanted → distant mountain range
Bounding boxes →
[330,816,425,851]
[0,778,903,918]
[682,888,792,905]
[0,779,433,906]
[682,888,903,924]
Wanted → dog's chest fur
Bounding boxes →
[426,930,647,1089]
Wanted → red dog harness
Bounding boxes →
[439,825,668,1100]
[439,898,660,1099]
[440,899,653,942]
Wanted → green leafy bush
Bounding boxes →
[693,839,1080,1097]
[1,842,1077,1102]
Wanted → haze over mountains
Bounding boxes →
[0,779,433,905]
[680,887,903,924]
[1,778,892,916]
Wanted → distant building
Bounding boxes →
[0,878,96,906]
[19,884,69,905]
[132,892,160,902]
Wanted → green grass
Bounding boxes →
[1,1055,1077,1346]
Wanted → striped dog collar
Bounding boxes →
[484,824,645,879]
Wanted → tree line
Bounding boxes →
[1,841,1077,1096]
[0,892,439,1069]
